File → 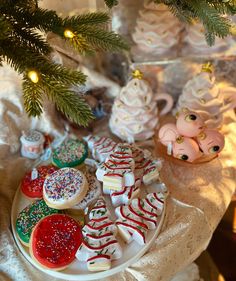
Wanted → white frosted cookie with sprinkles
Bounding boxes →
[72,171,101,210]
[43,168,88,209]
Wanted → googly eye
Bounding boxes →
[185,114,197,122]
[177,154,189,161]
[208,145,220,154]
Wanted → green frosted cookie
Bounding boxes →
[16,199,60,246]
[52,139,88,168]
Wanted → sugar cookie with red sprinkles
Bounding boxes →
[29,214,83,270]
[21,165,57,199]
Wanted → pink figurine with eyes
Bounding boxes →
[158,123,179,146]
[197,129,225,155]
[172,136,201,162]
[176,110,205,138]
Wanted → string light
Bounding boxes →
[230,24,236,36]
[28,70,39,83]
[64,29,75,39]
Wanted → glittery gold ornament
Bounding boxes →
[132,69,143,80]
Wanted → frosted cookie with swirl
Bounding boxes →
[43,168,88,209]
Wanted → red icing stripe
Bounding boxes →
[91,205,106,210]
[87,254,110,262]
[116,222,145,243]
[144,166,157,175]
[108,160,131,166]
[128,205,157,225]
[111,187,128,196]
[127,187,133,199]
[100,144,117,153]
[86,221,113,230]
[83,240,117,250]
[153,193,164,204]
[94,137,106,146]
[31,214,82,269]
[136,160,152,169]
[90,216,108,222]
[86,233,113,239]
[137,199,157,217]
[119,207,148,229]
[110,154,133,160]
[104,173,123,177]
[145,198,157,210]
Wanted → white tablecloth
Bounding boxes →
[0,65,235,281]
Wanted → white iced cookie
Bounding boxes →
[115,192,165,245]
[43,168,88,209]
[84,135,117,163]
[72,172,101,210]
[76,198,122,271]
[110,178,141,207]
[96,144,135,191]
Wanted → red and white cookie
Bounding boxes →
[84,135,117,163]
[21,165,57,199]
[76,199,122,271]
[96,144,135,191]
[72,172,101,210]
[29,214,83,270]
[115,192,165,245]
[109,177,141,207]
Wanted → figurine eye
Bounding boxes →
[177,154,189,161]
[185,114,197,122]
[208,145,220,154]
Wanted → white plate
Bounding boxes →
[11,182,167,280]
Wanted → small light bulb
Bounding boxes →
[28,70,39,83]
[64,29,75,39]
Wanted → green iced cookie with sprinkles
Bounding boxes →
[52,138,88,168]
[16,199,61,246]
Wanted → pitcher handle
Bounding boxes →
[154,93,174,116]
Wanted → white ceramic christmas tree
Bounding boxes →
[109,70,173,143]
[132,0,183,57]
[176,63,225,128]
[184,21,228,54]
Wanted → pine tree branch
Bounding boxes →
[188,0,231,37]
[63,12,110,27]
[23,78,43,116]
[10,24,51,55]
[71,25,129,51]
[43,80,94,127]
